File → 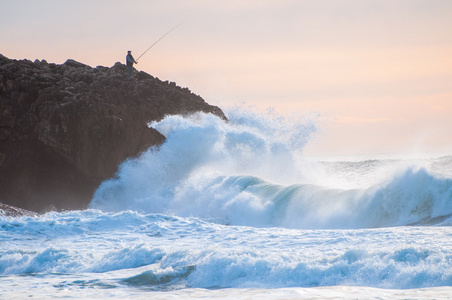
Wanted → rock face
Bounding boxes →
[0,54,225,212]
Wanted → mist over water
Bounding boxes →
[90,109,452,229]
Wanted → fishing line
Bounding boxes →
[136,23,183,62]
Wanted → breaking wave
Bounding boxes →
[89,109,452,229]
[1,210,452,289]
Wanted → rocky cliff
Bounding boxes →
[0,54,225,212]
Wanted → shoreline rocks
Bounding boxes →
[0,54,226,213]
[0,202,37,217]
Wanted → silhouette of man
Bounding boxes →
[126,50,137,78]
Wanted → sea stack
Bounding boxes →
[0,54,225,212]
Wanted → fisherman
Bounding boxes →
[126,50,137,78]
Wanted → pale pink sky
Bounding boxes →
[2,0,452,156]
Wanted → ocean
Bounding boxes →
[1,109,452,299]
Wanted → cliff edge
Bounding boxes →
[0,54,225,212]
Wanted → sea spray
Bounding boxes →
[2,109,452,298]
[90,109,317,214]
[90,110,452,229]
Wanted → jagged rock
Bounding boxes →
[0,54,226,213]
[0,203,37,217]
[64,59,90,69]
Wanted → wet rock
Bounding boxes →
[0,202,38,217]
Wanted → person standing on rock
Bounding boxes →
[126,50,137,78]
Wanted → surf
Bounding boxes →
[89,109,452,229]
[2,209,452,290]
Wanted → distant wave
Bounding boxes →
[89,110,452,229]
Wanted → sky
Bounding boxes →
[2,0,452,157]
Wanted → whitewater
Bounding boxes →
[1,108,452,299]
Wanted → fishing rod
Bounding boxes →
[135,23,183,62]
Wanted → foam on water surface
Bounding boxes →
[1,109,452,298]
[90,110,452,229]
[1,210,452,291]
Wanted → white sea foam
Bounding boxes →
[1,210,452,292]
[2,110,452,298]
[90,110,452,229]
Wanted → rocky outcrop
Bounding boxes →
[0,203,37,217]
[0,54,225,213]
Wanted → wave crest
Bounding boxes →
[89,111,452,229]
